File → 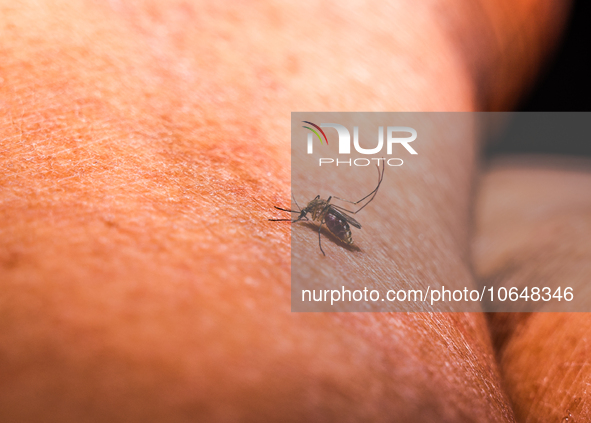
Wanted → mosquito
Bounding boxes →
[269,162,385,255]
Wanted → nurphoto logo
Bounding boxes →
[302,121,417,166]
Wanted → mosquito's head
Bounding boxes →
[297,208,309,221]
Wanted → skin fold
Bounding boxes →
[473,158,591,423]
[0,0,577,421]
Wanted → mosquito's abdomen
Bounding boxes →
[325,212,353,244]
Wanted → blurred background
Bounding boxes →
[486,0,591,158]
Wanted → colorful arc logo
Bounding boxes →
[302,121,329,145]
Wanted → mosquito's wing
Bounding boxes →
[330,207,362,229]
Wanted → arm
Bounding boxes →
[0,0,570,421]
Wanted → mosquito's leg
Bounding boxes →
[329,204,365,215]
[273,206,299,213]
[330,163,385,214]
[332,163,383,205]
[330,187,379,215]
[317,221,326,256]
[292,194,302,212]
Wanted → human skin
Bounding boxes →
[473,158,591,423]
[0,0,572,422]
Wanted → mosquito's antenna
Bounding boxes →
[269,207,309,223]
[269,204,310,223]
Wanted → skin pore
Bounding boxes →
[0,0,583,422]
